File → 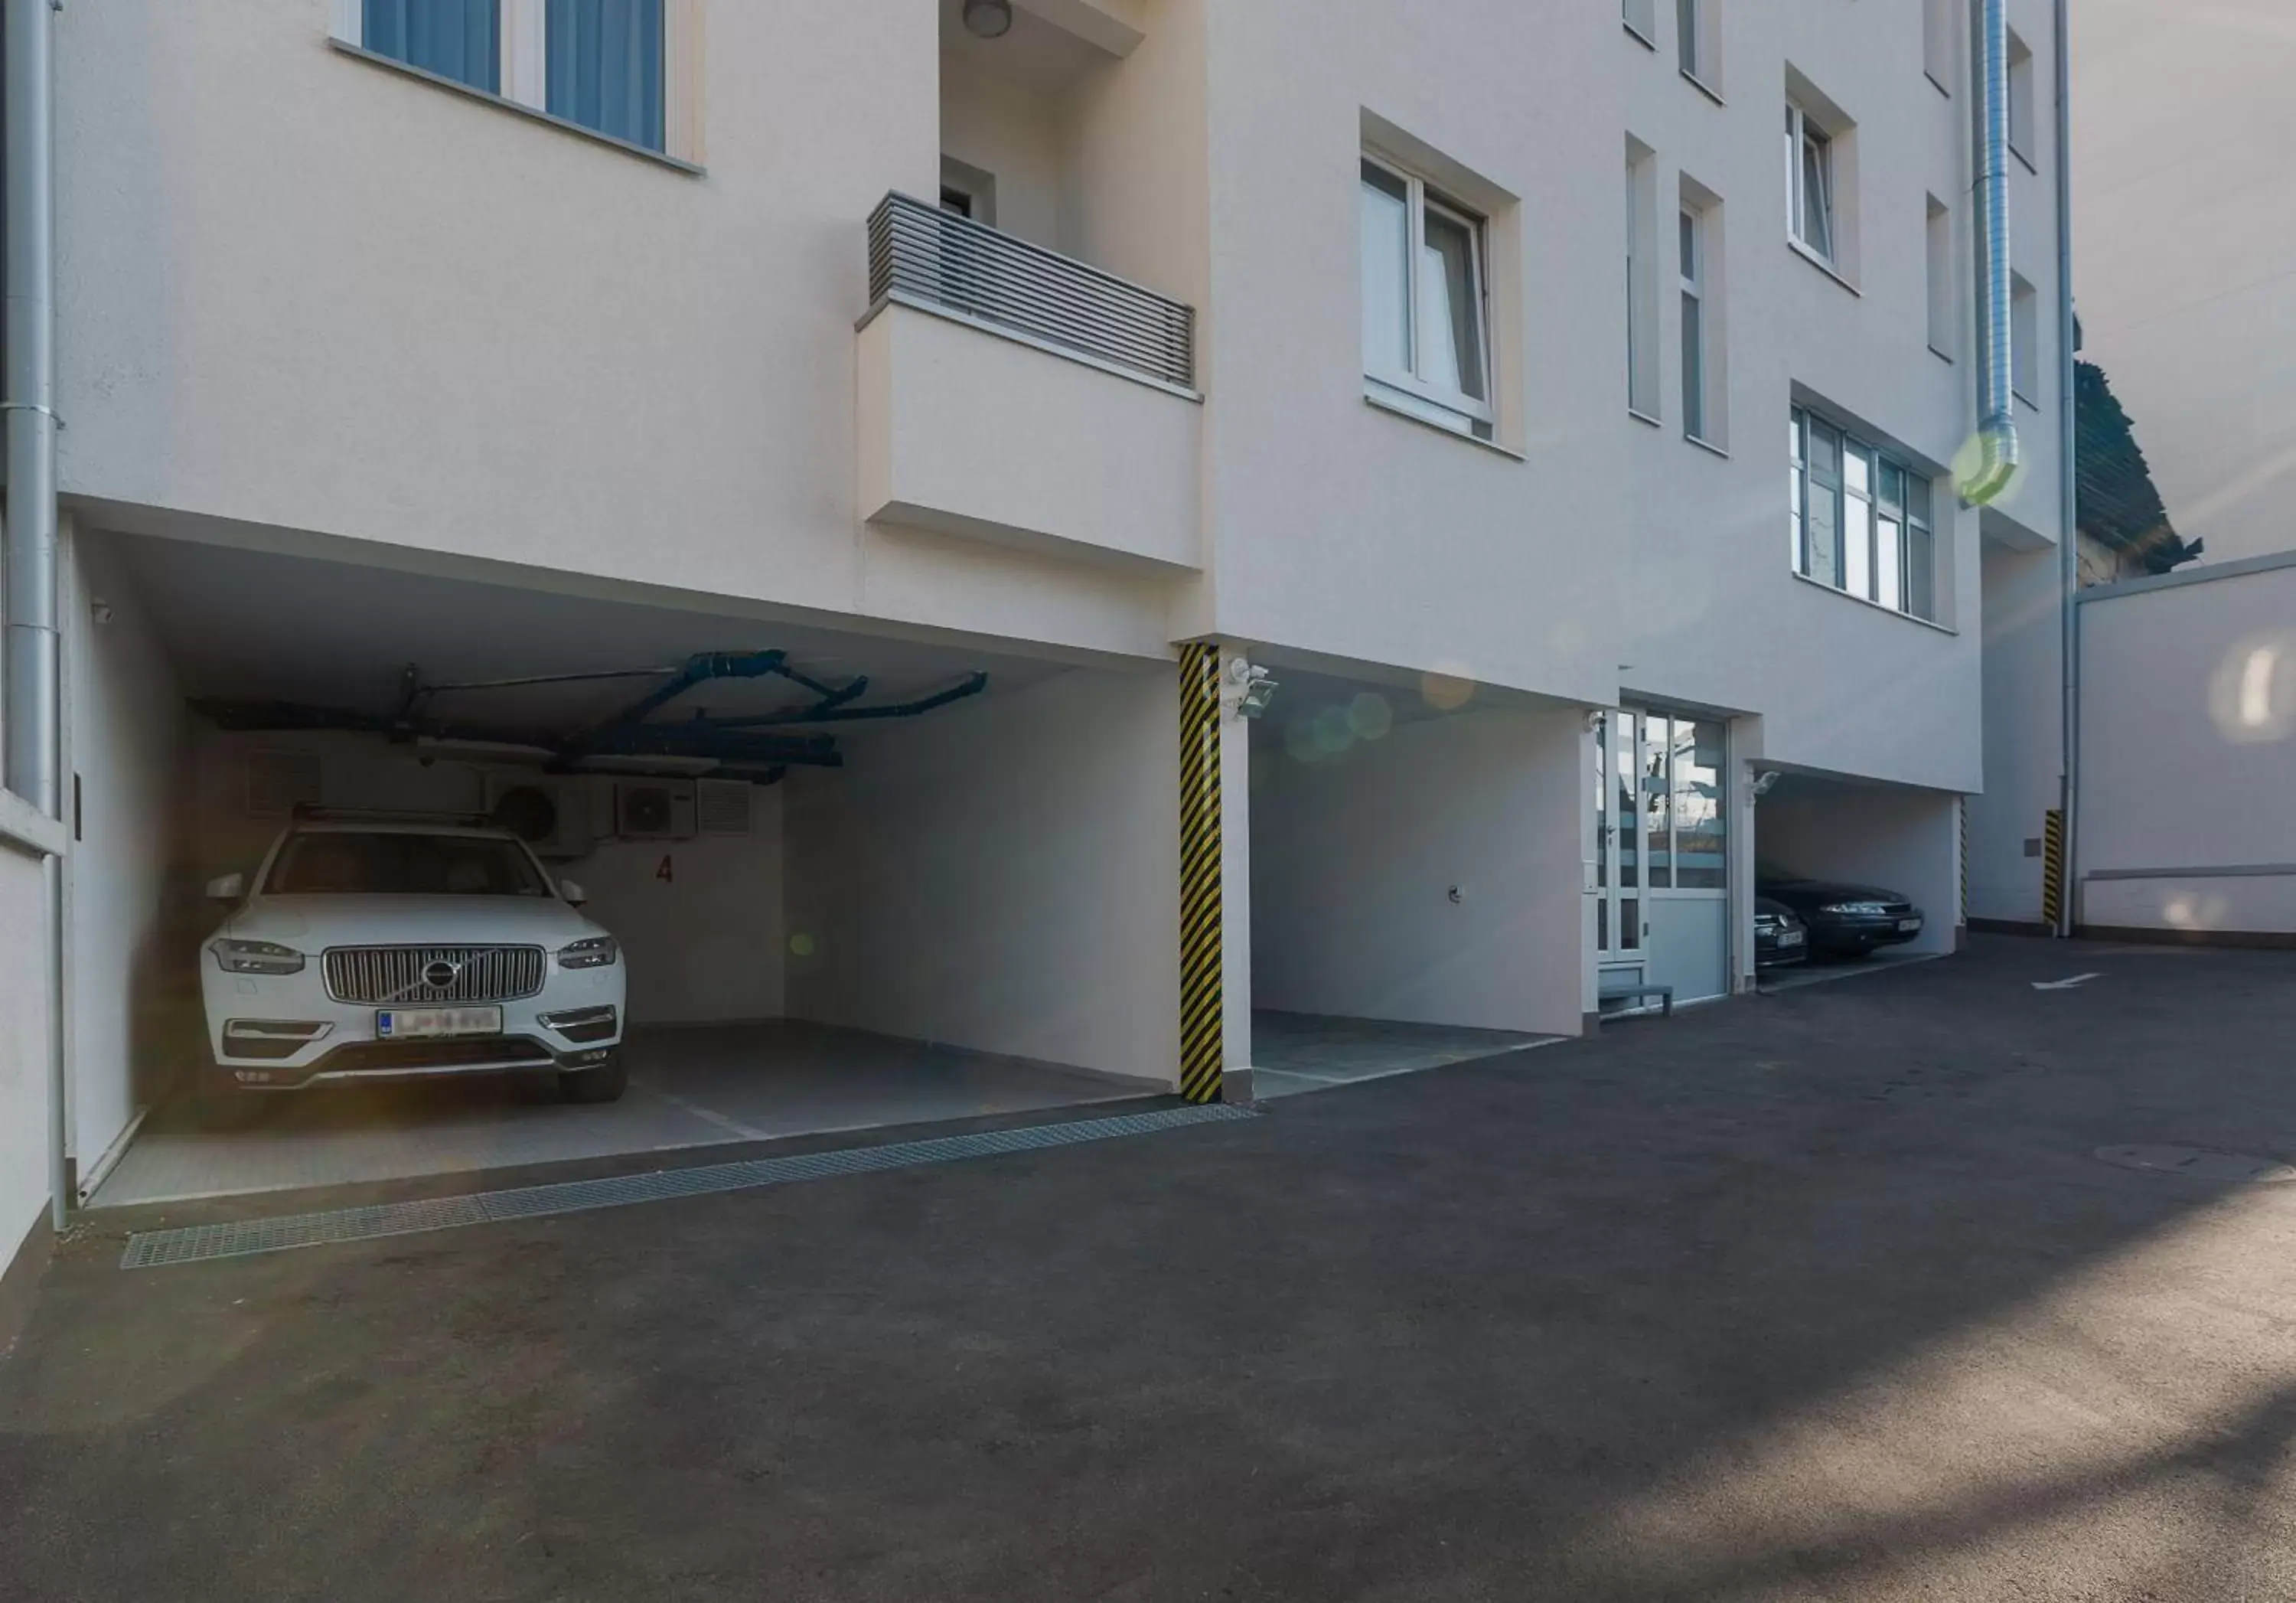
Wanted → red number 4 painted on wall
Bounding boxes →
[656,854,673,884]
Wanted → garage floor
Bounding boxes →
[1251,1010,1557,1099]
[88,1022,1152,1208]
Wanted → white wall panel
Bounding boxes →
[784,668,1180,1086]
[1250,704,1587,1037]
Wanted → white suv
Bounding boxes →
[200,815,628,1102]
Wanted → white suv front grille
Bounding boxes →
[322,946,546,1005]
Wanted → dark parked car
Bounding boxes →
[1753,896,1811,969]
[1756,876,1926,958]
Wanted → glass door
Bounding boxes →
[1637,709,1731,1004]
[1594,712,1645,961]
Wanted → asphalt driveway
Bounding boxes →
[5,935,2295,1601]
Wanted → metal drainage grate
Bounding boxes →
[2094,1144,2296,1184]
[121,1102,1260,1270]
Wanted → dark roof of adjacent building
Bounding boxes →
[2076,359,2198,576]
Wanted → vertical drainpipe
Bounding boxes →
[2053,0,2080,939]
[1960,0,2020,508]
[4,0,67,1229]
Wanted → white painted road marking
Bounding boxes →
[2031,973,2104,991]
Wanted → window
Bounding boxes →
[1362,153,1495,440]
[547,0,664,152]
[940,155,996,227]
[1790,406,1939,621]
[1623,0,1655,45]
[1668,718,1727,890]
[1923,0,1955,93]
[1626,142,1659,416]
[266,833,552,898]
[1786,102,1836,263]
[1926,196,1955,357]
[1679,206,1707,440]
[336,0,691,162]
[1676,0,1709,85]
[1629,713,1727,895]
[2012,273,2039,406]
[361,0,501,93]
[2007,31,2036,167]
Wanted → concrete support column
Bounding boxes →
[1217,655,1253,1094]
[1176,641,1257,1104]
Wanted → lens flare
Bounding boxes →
[2209,634,2293,743]
[1422,664,1476,712]
[1349,692,1394,740]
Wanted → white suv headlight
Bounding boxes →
[559,935,620,970]
[211,939,306,975]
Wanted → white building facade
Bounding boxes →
[0,0,2068,1278]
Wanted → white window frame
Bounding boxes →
[2007,31,2037,169]
[1785,102,1836,264]
[1790,405,1939,622]
[1679,205,1707,442]
[1362,150,1498,440]
[331,0,699,165]
[2011,273,2040,408]
[1676,0,1702,83]
[1925,194,1955,360]
[1627,162,1643,408]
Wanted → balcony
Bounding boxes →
[856,193,1202,573]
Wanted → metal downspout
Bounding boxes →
[1962,0,2020,507]
[2053,0,2080,938]
[4,0,66,1229]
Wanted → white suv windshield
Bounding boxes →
[263,833,553,897]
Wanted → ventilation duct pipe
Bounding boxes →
[1962,0,2020,505]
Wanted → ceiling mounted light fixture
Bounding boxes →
[963,0,1013,39]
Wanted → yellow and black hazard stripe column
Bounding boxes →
[1178,642,1225,1104]
[2041,808,2067,932]
[1958,796,1970,932]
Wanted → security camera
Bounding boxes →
[1749,769,1782,800]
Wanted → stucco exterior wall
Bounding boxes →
[2076,559,2296,936]
[1250,705,1588,1040]
[784,666,1181,1087]
[63,530,190,1185]
[54,0,1172,668]
[0,844,56,1282]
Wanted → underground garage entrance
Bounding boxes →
[64,531,1181,1206]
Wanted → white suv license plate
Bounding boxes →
[377,1006,504,1040]
[1897,918,1923,933]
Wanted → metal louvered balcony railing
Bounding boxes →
[867,192,1195,390]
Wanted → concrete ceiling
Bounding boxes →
[940,0,1110,97]
[103,531,1067,740]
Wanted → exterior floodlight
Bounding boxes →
[1226,657,1280,720]
[963,0,1013,38]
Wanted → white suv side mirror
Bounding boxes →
[205,872,246,902]
[559,879,588,906]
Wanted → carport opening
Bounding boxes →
[1754,770,1961,981]
[64,529,1179,1206]
[1243,666,1583,1099]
